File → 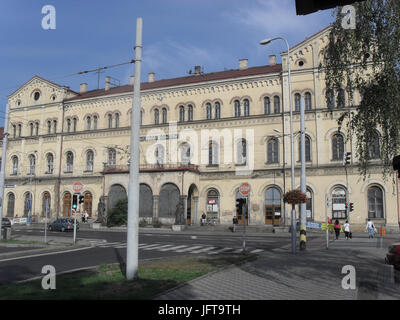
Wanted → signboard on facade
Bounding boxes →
[208,200,216,205]
[5,185,16,188]
[333,203,345,211]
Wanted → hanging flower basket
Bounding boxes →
[283,189,308,205]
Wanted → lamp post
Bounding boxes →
[261,36,295,253]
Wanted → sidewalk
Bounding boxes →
[155,236,400,300]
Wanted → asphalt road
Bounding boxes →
[0,227,296,284]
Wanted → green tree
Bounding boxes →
[322,0,400,178]
[107,199,128,227]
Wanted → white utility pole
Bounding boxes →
[126,17,142,280]
[299,97,307,250]
[0,104,10,239]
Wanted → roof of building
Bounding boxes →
[64,64,282,102]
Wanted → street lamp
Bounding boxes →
[261,37,296,254]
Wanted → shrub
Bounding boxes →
[107,199,128,227]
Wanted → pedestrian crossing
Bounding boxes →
[93,241,264,255]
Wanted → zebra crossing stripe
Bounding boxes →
[232,248,244,253]
[98,242,122,247]
[174,245,203,253]
[190,247,217,254]
[208,247,233,255]
[250,249,264,253]
[137,243,162,249]
[158,245,188,252]
[143,244,174,251]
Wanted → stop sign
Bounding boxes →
[239,183,251,196]
[73,182,83,193]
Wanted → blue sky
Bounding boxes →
[0,0,335,126]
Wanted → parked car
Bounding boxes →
[1,218,12,228]
[48,218,79,232]
[385,243,400,270]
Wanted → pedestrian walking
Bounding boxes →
[201,212,207,226]
[343,220,351,240]
[366,219,375,239]
[232,216,238,232]
[333,219,341,240]
[84,211,89,223]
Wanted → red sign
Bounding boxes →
[239,183,250,196]
[208,200,216,205]
[73,182,83,193]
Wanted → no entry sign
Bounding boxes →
[239,183,250,196]
[73,182,83,193]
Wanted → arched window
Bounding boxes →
[206,189,219,220]
[305,92,312,110]
[337,89,345,108]
[179,106,185,122]
[115,113,119,128]
[140,110,143,125]
[294,93,301,112]
[188,105,193,121]
[28,154,35,175]
[108,114,113,128]
[73,118,77,132]
[66,152,74,172]
[53,120,57,133]
[265,187,282,225]
[18,124,22,137]
[42,192,51,218]
[236,139,247,165]
[368,186,384,219]
[162,108,167,124]
[368,132,380,159]
[11,156,18,175]
[87,116,91,130]
[299,136,311,162]
[243,99,250,117]
[155,145,165,166]
[6,193,15,217]
[208,141,219,165]
[35,122,39,136]
[215,102,220,119]
[273,96,280,113]
[180,143,191,165]
[86,150,94,171]
[154,109,159,125]
[234,100,241,117]
[12,125,16,138]
[63,192,71,217]
[326,89,335,109]
[264,97,271,115]
[332,133,344,161]
[29,122,34,136]
[267,138,279,163]
[206,103,212,120]
[66,119,71,133]
[108,148,116,167]
[93,115,98,129]
[332,187,347,219]
[46,153,54,174]
[83,192,93,217]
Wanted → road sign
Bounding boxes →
[73,182,83,193]
[239,183,251,196]
[5,184,16,188]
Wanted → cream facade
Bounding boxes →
[2,27,399,229]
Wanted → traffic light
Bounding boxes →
[79,195,84,204]
[345,202,348,211]
[236,198,243,215]
[349,203,354,212]
[72,194,79,210]
[343,152,351,166]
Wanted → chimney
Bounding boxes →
[130,75,135,85]
[80,83,88,93]
[239,59,248,70]
[269,55,276,66]
[148,72,155,83]
[194,66,201,75]
[105,76,110,91]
